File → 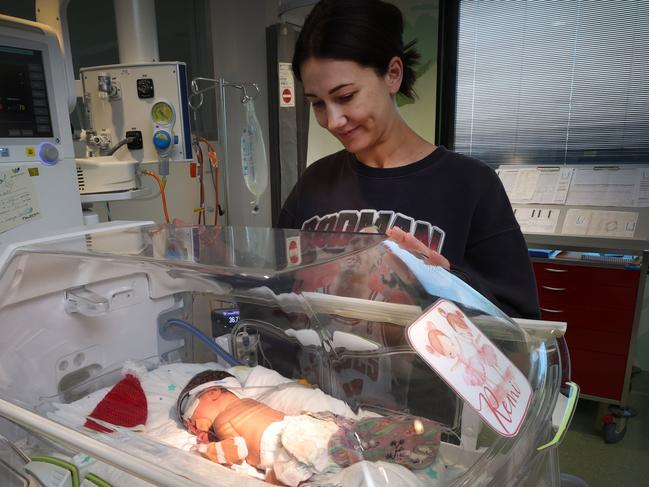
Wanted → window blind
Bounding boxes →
[454,0,649,165]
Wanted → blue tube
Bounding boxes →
[165,319,240,367]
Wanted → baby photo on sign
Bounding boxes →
[407,299,532,437]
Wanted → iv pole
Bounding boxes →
[189,77,261,108]
[189,78,262,220]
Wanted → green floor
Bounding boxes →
[558,372,649,487]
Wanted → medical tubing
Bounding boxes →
[210,155,218,225]
[165,319,240,366]
[141,170,170,224]
[197,137,219,225]
[193,141,205,224]
[105,136,134,156]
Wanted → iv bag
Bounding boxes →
[241,98,268,211]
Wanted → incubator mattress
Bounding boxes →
[47,362,451,486]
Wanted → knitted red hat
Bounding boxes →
[85,374,148,433]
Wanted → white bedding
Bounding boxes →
[48,361,447,486]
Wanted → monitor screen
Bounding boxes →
[0,45,53,138]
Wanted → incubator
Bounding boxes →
[0,224,573,487]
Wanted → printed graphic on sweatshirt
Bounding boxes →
[302,209,445,252]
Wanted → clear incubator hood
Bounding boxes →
[0,225,571,487]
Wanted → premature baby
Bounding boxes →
[177,370,441,486]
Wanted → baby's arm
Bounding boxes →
[197,437,248,465]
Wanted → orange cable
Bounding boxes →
[197,138,219,225]
[194,141,205,224]
[197,137,217,153]
[142,170,171,224]
[192,141,201,224]
[211,150,219,225]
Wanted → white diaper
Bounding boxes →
[258,415,341,486]
[272,449,313,487]
[259,420,286,469]
[281,415,340,472]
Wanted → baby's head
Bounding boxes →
[177,370,239,439]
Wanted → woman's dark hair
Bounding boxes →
[292,0,420,99]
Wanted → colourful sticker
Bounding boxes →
[407,299,532,437]
[285,236,302,266]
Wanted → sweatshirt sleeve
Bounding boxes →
[450,175,540,319]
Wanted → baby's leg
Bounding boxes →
[271,449,313,487]
[258,419,314,486]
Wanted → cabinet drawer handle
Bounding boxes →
[540,307,564,314]
[545,268,568,273]
[542,286,567,292]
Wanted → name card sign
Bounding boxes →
[407,300,532,437]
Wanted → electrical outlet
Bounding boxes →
[126,130,143,150]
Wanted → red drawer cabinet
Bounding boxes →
[566,327,630,356]
[537,284,636,310]
[534,263,638,288]
[568,348,628,400]
[552,306,635,337]
[532,260,642,403]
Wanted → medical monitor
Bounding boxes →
[0,14,83,246]
[0,45,53,138]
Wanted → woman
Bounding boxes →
[278,0,539,319]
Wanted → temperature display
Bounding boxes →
[211,308,241,337]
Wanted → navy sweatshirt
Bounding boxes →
[278,146,540,319]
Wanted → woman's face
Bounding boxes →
[301,57,401,155]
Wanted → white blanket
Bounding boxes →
[48,361,444,486]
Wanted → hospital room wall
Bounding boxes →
[207,0,277,227]
[93,0,278,227]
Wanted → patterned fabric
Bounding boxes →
[319,412,441,470]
